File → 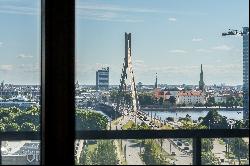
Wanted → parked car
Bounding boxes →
[184,142,189,146]
[177,141,182,146]
[183,146,189,150]
[171,152,176,156]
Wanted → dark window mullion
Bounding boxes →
[41,0,75,165]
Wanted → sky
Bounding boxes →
[0,0,249,85]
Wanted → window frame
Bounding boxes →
[0,0,248,165]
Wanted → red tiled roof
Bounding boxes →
[177,91,202,96]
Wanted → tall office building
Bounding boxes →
[243,27,249,121]
[96,67,109,90]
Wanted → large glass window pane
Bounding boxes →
[76,0,249,131]
[0,0,40,165]
[75,139,193,165]
[201,137,249,165]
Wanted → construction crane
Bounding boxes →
[222,28,249,36]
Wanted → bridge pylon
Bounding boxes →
[116,33,140,118]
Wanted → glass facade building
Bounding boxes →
[96,67,109,90]
[243,27,249,121]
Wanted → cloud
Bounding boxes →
[76,2,205,23]
[168,17,177,21]
[18,64,39,72]
[134,60,147,69]
[195,49,212,53]
[0,5,38,15]
[192,38,203,42]
[77,4,160,13]
[77,2,207,15]
[17,54,33,58]
[169,49,187,53]
[0,65,13,71]
[0,42,3,47]
[134,60,144,63]
[211,44,232,51]
[77,8,144,23]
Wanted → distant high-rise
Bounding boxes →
[243,27,249,121]
[199,64,205,91]
[155,73,158,89]
[96,67,109,90]
[0,81,4,91]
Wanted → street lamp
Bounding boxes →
[209,120,211,129]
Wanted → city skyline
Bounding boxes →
[0,0,249,85]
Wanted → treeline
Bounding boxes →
[141,139,169,165]
[204,96,243,108]
[80,140,119,165]
[75,109,108,130]
[0,107,109,132]
[0,107,40,132]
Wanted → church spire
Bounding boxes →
[155,73,158,89]
[199,64,205,91]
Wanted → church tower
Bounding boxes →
[199,64,205,91]
[154,73,158,89]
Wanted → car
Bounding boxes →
[184,142,189,146]
[177,141,182,146]
[183,146,189,150]
[171,152,176,156]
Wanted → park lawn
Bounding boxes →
[87,143,97,154]
[112,116,123,126]
[122,120,135,130]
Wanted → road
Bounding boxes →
[111,109,193,165]
[124,140,144,165]
[160,139,192,165]
[212,139,229,165]
[111,116,145,165]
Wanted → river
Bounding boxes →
[142,109,243,121]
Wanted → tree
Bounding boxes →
[229,138,249,159]
[234,120,244,129]
[198,116,204,123]
[202,139,214,152]
[158,97,164,105]
[0,107,40,132]
[201,152,220,165]
[168,96,176,105]
[201,109,228,129]
[244,119,249,128]
[76,109,108,130]
[4,123,20,131]
[138,93,154,106]
[21,122,37,131]
[142,140,168,165]
[91,140,119,165]
[166,117,174,122]
[206,97,215,106]
[79,146,89,165]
